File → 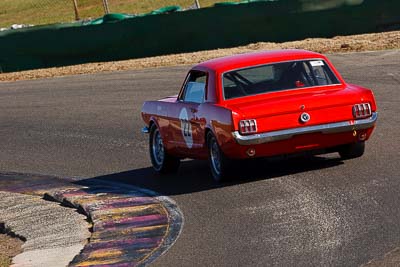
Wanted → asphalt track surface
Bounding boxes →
[1,50,399,266]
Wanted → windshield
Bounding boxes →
[223,60,340,100]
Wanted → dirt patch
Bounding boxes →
[0,30,399,82]
[0,233,23,267]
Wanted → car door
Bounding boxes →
[169,70,207,157]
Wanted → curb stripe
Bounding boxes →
[0,173,183,267]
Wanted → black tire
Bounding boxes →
[339,142,365,160]
[207,132,232,182]
[149,124,180,174]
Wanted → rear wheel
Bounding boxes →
[149,124,180,173]
[339,142,365,159]
[207,132,231,182]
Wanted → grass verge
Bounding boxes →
[0,233,23,267]
[0,0,238,28]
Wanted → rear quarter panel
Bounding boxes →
[347,83,377,111]
[201,104,234,152]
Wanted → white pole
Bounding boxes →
[102,0,110,14]
[72,0,80,20]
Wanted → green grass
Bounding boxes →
[0,0,240,28]
[0,255,11,267]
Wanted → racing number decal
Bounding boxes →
[182,120,191,137]
[179,108,193,148]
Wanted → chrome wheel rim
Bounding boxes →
[210,137,221,175]
[152,128,164,166]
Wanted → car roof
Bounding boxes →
[195,49,325,73]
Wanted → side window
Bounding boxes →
[181,71,207,104]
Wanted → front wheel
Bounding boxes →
[207,132,232,182]
[338,142,365,160]
[149,124,180,174]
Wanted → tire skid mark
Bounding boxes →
[283,178,343,250]
[239,177,349,264]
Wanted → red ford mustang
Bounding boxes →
[141,50,377,181]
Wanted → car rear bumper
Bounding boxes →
[232,112,377,146]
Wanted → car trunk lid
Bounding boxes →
[226,86,363,133]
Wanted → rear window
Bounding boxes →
[223,60,340,100]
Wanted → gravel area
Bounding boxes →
[0,191,91,267]
[0,30,399,82]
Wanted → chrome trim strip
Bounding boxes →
[141,126,150,134]
[232,112,377,146]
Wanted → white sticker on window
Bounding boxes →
[310,60,325,67]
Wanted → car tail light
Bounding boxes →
[353,103,372,119]
[239,119,257,134]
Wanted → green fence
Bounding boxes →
[0,0,399,73]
